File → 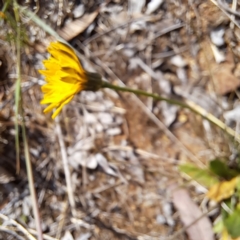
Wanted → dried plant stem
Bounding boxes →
[209,0,240,28]
[0,213,36,240]
[55,116,76,217]
[13,3,20,174]
[13,2,43,240]
[21,117,43,240]
[102,81,240,143]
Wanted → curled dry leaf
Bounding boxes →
[172,187,214,240]
[207,177,239,203]
[58,10,99,41]
[34,11,99,52]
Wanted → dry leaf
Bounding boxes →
[214,62,240,95]
[58,10,99,41]
[209,53,240,95]
[172,187,214,240]
[207,177,239,202]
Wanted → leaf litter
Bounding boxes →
[1,0,240,239]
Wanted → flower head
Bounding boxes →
[39,41,102,119]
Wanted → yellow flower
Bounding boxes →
[39,41,102,119]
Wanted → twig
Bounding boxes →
[55,200,68,239]
[13,1,21,175]
[217,0,240,17]
[83,15,162,45]
[0,213,36,240]
[0,226,25,240]
[28,228,58,240]
[21,119,43,240]
[55,116,76,217]
[209,0,240,28]
[230,0,237,29]
[152,46,188,58]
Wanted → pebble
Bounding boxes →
[73,4,85,19]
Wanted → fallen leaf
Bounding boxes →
[200,42,240,95]
[213,62,240,95]
[208,51,240,95]
[207,177,239,202]
[172,187,214,240]
[179,163,218,188]
[58,10,99,41]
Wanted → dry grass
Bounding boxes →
[0,0,240,239]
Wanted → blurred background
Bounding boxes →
[1,0,240,239]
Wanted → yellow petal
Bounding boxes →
[48,42,79,63]
[39,41,102,118]
[48,42,80,67]
[51,95,74,119]
[43,102,58,113]
[42,59,60,70]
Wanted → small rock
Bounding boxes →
[106,127,121,136]
[171,55,187,68]
[98,112,113,125]
[156,214,166,224]
[73,4,85,19]
[76,232,92,240]
[95,123,103,132]
[210,27,225,47]
[146,0,164,14]
[84,112,97,124]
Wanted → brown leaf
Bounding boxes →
[58,10,99,41]
[34,11,98,53]
[204,49,240,95]
[172,187,214,240]
[213,62,240,95]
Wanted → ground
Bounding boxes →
[0,0,240,239]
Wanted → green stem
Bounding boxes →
[102,81,188,108]
[102,81,240,143]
